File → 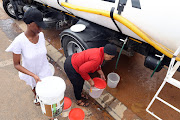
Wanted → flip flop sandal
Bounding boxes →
[34,98,40,106]
[81,93,89,100]
[76,100,89,107]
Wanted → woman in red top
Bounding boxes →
[64,44,117,107]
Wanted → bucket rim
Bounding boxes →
[107,72,120,80]
[90,87,105,91]
[108,79,120,83]
[93,77,106,89]
[63,97,72,110]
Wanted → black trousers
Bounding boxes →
[64,55,84,100]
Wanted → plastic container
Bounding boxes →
[107,72,120,88]
[68,108,85,120]
[49,63,55,75]
[89,77,106,98]
[36,76,66,118]
[61,97,72,117]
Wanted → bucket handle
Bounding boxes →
[36,96,46,114]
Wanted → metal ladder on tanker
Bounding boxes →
[146,47,180,120]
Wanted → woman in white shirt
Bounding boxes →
[6,8,52,105]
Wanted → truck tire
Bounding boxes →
[62,35,89,57]
[3,0,22,19]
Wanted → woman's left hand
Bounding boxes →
[33,74,42,83]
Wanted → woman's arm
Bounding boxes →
[13,53,41,83]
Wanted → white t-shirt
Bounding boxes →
[6,32,52,89]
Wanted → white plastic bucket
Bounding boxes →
[89,87,104,98]
[89,78,106,98]
[36,76,66,118]
[107,72,120,88]
[49,63,55,75]
[61,97,72,117]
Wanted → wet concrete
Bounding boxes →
[1,0,179,119]
[0,19,22,40]
[102,54,180,120]
[0,1,22,39]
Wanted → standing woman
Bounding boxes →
[64,44,117,107]
[5,8,52,105]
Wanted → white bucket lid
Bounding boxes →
[70,24,86,32]
[36,76,66,104]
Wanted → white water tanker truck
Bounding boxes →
[3,0,180,72]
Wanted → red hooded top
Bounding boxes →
[71,47,104,80]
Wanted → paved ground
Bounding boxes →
[1,1,180,120]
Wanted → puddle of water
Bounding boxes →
[131,103,146,113]
[0,19,22,40]
[102,53,180,120]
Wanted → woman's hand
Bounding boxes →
[88,79,94,87]
[33,75,41,83]
[100,74,106,81]
[97,69,106,81]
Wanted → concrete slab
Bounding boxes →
[106,107,122,120]
[57,56,66,69]
[47,45,62,62]
[46,43,59,54]
[59,56,66,64]
[95,91,115,108]
[0,59,13,67]
[108,99,127,119]
[45,40,50,46]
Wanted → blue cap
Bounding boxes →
[23,8,47,29]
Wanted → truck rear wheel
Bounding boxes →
[62,35,89,57]
[3,0,23,19]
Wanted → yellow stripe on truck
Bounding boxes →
[61,2,180,61]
